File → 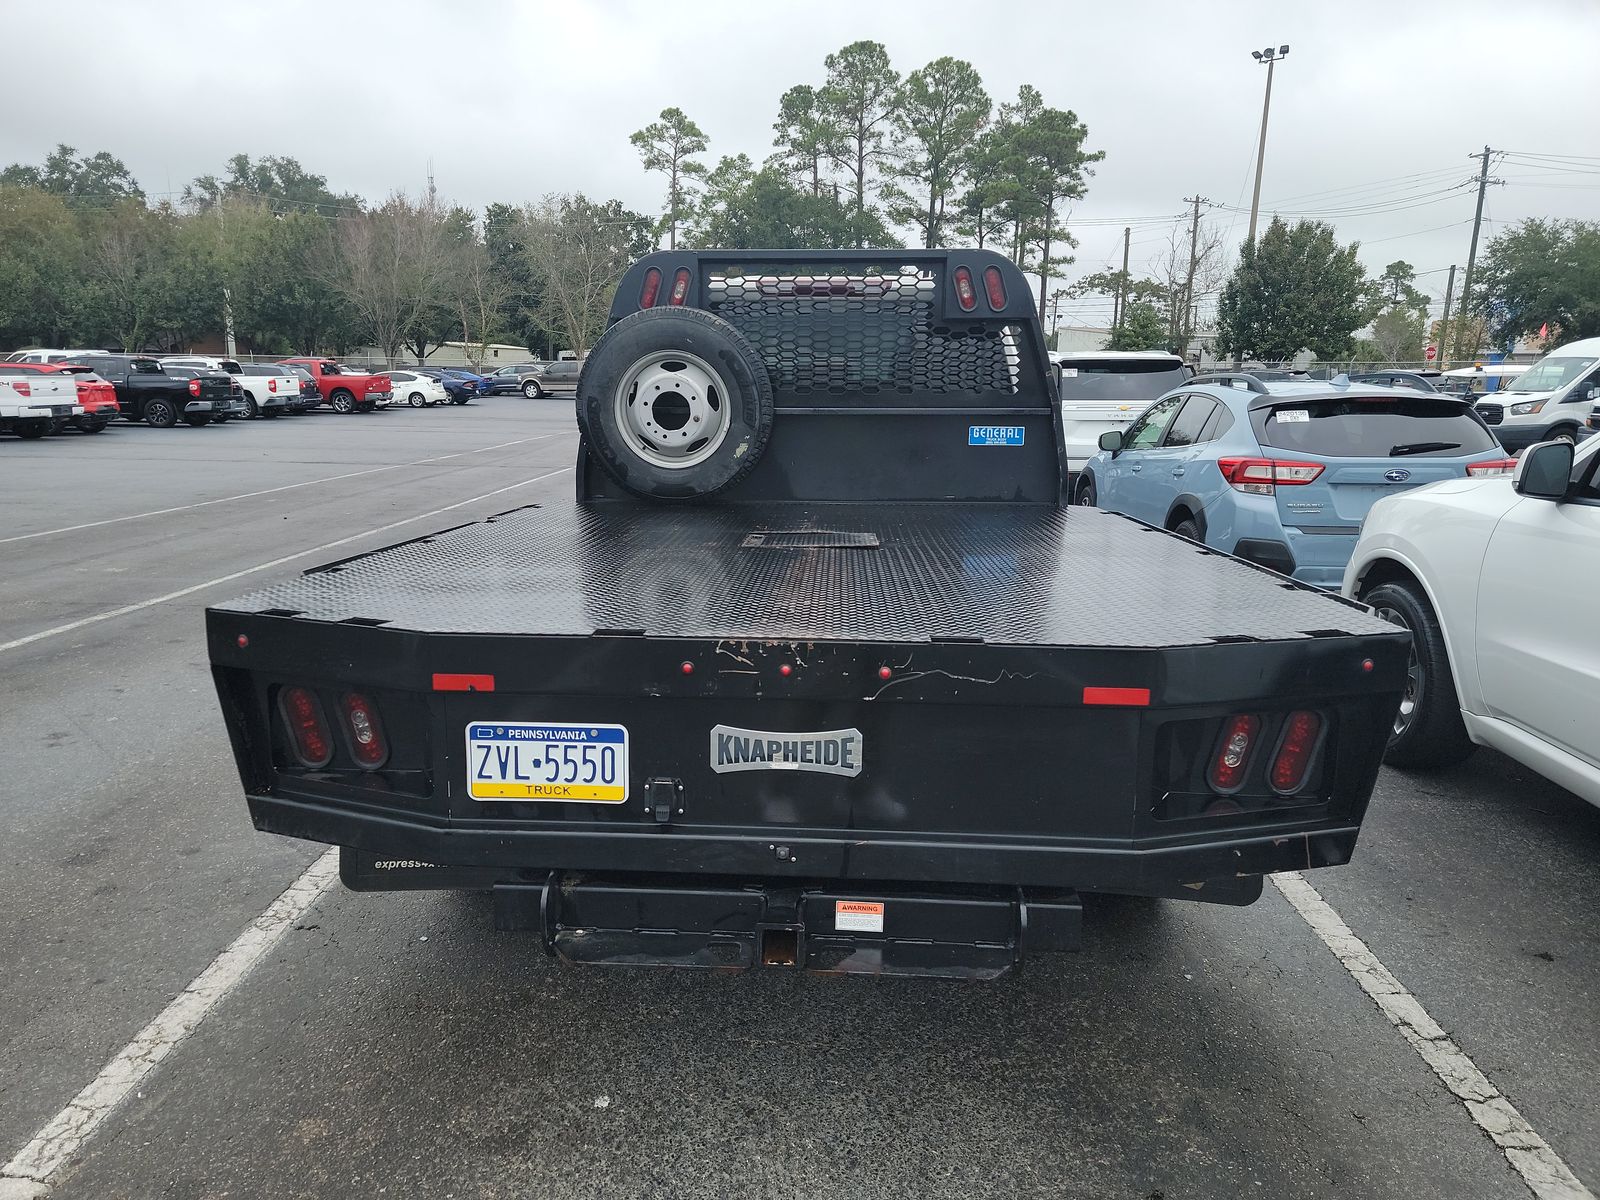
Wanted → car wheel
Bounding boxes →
[1074,475,1097,506]
[1172,517,1202,541]
[1550,426,1578,445]
[184,414,211,427]
[408,391,426,407]
[15,421,48,440]
[330,389,355,414]
[522,380,543,398]
[1363,580,1475,769]
[144,398,177,428]
[578,307,774,501]
[243,396,259,419]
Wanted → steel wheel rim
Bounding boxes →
[1375,605,1422,738]
[612,349,732,470]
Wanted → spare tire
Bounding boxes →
[577,307,774,500]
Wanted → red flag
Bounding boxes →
[1539,322,1549,339]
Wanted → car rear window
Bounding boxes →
[1057,361,1189,401]
[1251,397,1498,458]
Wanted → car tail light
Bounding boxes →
[639,266,662,308]
[1208,714,1260,793]
[278,686,334,769]
[1270,710,1323,795]
[10,381,29,397]
[1466,457,1518,477]
[953,266,977,311]
[267,378,278,393]
[668,268,691,306]
[339,691,388,769]
[1216,457,1325,495]
[982,265,1006,310]
[187,378,201,396]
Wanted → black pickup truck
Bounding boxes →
[74,353,229,427]
[208,248,1406,979]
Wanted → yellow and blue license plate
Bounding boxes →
[465,722,629,803]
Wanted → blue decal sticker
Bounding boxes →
[968,425,1025,446]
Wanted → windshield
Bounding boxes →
[1503,356,1596,394]
[1252,396,1498,458]
[1057,360,1188,402]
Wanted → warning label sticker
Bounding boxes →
[835,900,885,933]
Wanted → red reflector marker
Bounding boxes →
[952,267,977,311]
[982,265,1006,310]
[278,686,333,769]
[669,268,691,305]
[1270,710,1323,795]
[1209,714,1260,793]
[1082,686,1150,707]
[341,691,389,770]
[639,266,662,308]
[432,672,495,692]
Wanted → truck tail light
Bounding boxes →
[278,686,334,769]
[1208,714,1259,793]
[339,691,389,769]
[1216,457,1325,495]
[188,378,202,397]
[267,378,277,393]
[1270,711,1324,795]
[10,381,30,397]
[982,265,1006,310]
[668,268,691,306]
[952,266,977,311]
[639,266,662,308]
[1465,457,1518,477]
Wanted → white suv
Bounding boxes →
[1343,435,1600,807]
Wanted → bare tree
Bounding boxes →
[520,194,654,358]
[452,235,518,371]
[328,191,455,362]
[1154,215,1226,352]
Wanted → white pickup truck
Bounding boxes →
[1344,435,1600,807]
[0,371,83,439]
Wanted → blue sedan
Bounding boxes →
[1073,373,1519,588]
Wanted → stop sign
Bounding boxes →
[1425,345,1437,361]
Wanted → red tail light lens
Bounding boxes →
[1216,457,1325,495]
[1465,457,1518,477]
[639,266,662,308]
[1208,714,1260,793]
[1270,711,1323,795]
[668,268,691,306]
[952,266,977,311]
[982,265,1006,310]
[267,378,277,393]
[339,691,389,770]
[187,378,201,397]
[278,686,333,769]
[10,381,30,397]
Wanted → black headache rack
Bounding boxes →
[580,248,1068,505]
[206,246,1410,979]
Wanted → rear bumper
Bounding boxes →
[183,400,216,415]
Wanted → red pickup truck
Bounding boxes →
[279,358,393,414]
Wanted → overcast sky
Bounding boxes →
[8,0,1599,328]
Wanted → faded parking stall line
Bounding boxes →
[0,433,564,545]
[0,461,576,656]
[1274,872,1594,1200]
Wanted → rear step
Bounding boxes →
[490,874,1081,979]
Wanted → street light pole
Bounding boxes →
[1245,44,1290,253]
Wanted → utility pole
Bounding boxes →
[1245,45,1290,252]
[1181,195,1210,352]
[1113,226,1130,338]
[1454,146,1501,361]
[1435,264,1456,369]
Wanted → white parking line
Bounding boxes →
[0,850,342,1194]
[1273,872,1594,1200]
[0,463,575,656]
[0,433,563,545]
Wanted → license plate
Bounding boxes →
[465,722,628,803]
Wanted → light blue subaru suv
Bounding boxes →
[1073,373,1517,588]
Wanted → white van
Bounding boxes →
[1487,337,1600,451]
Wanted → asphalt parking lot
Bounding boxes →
[2,400,1597,1200]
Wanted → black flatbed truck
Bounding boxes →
[208,248,1407,979]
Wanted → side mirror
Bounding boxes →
[1512,440,1574,501]
[1587,387,1599,401]
[1098,430,1124,453]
